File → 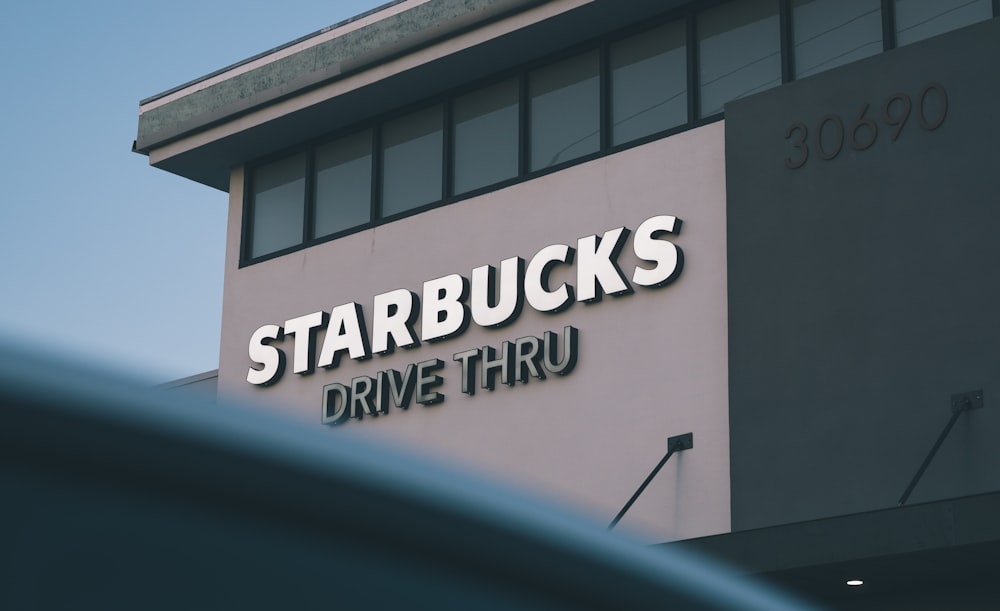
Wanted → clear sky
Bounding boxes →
[0,0,384,383]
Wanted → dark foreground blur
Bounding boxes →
[0,344,820,610]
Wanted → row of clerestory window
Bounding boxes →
[243,0,996,264]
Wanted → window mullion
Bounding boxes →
[882,0,896,50]
[519,72,529,176]
[443,99,454,201]
[686,9,698,125]
[303,148,315,243]
[372,126,382,223]
[600,41,610,152]
[779,0,792,83]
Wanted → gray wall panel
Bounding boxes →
[726,18,1000,530]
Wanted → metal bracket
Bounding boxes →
[951,390,984,414]
[608,432,694,530]
[898,390,984,506]
[668,432,694,451]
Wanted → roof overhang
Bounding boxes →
[134,0,690,192]
[667,492,1000,604]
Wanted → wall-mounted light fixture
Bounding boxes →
[608,432,693,530]
[898,390,984,506]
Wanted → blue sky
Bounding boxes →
[0,0,384,382]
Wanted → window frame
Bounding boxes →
[239,0,999,267]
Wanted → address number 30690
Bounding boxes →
[783,83,948,170]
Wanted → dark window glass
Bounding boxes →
[529,50,600,171]
[250,153,306,258]
[792,0,882,79]
[611,21,687,145]
[314,130,372,238]
[698,0,781,117]
[895,0,993,46]
[453,79,519,195]
[381,105,443,217]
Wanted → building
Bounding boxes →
[135,1,1000,607]
[157,369,219,397]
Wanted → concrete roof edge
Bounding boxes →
[138,1,408,107]
[134,0,548,156]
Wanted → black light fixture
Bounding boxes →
[898,390,984,506]
[608,433,693,530]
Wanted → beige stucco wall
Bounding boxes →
[218,121,729,543]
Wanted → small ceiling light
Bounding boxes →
[846,579,864,587]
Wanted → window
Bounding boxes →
[894,0,993,46]
[698,0,781,117]
[792,0,882,79]
[453,79,520,195]
[610,21,687,145]
[249,153,306,258]
[314,130,372,238]
[244,1,992,264]
[529,50,600,171]
[381,105,443,217]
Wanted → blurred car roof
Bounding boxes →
[0,343,820,610]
